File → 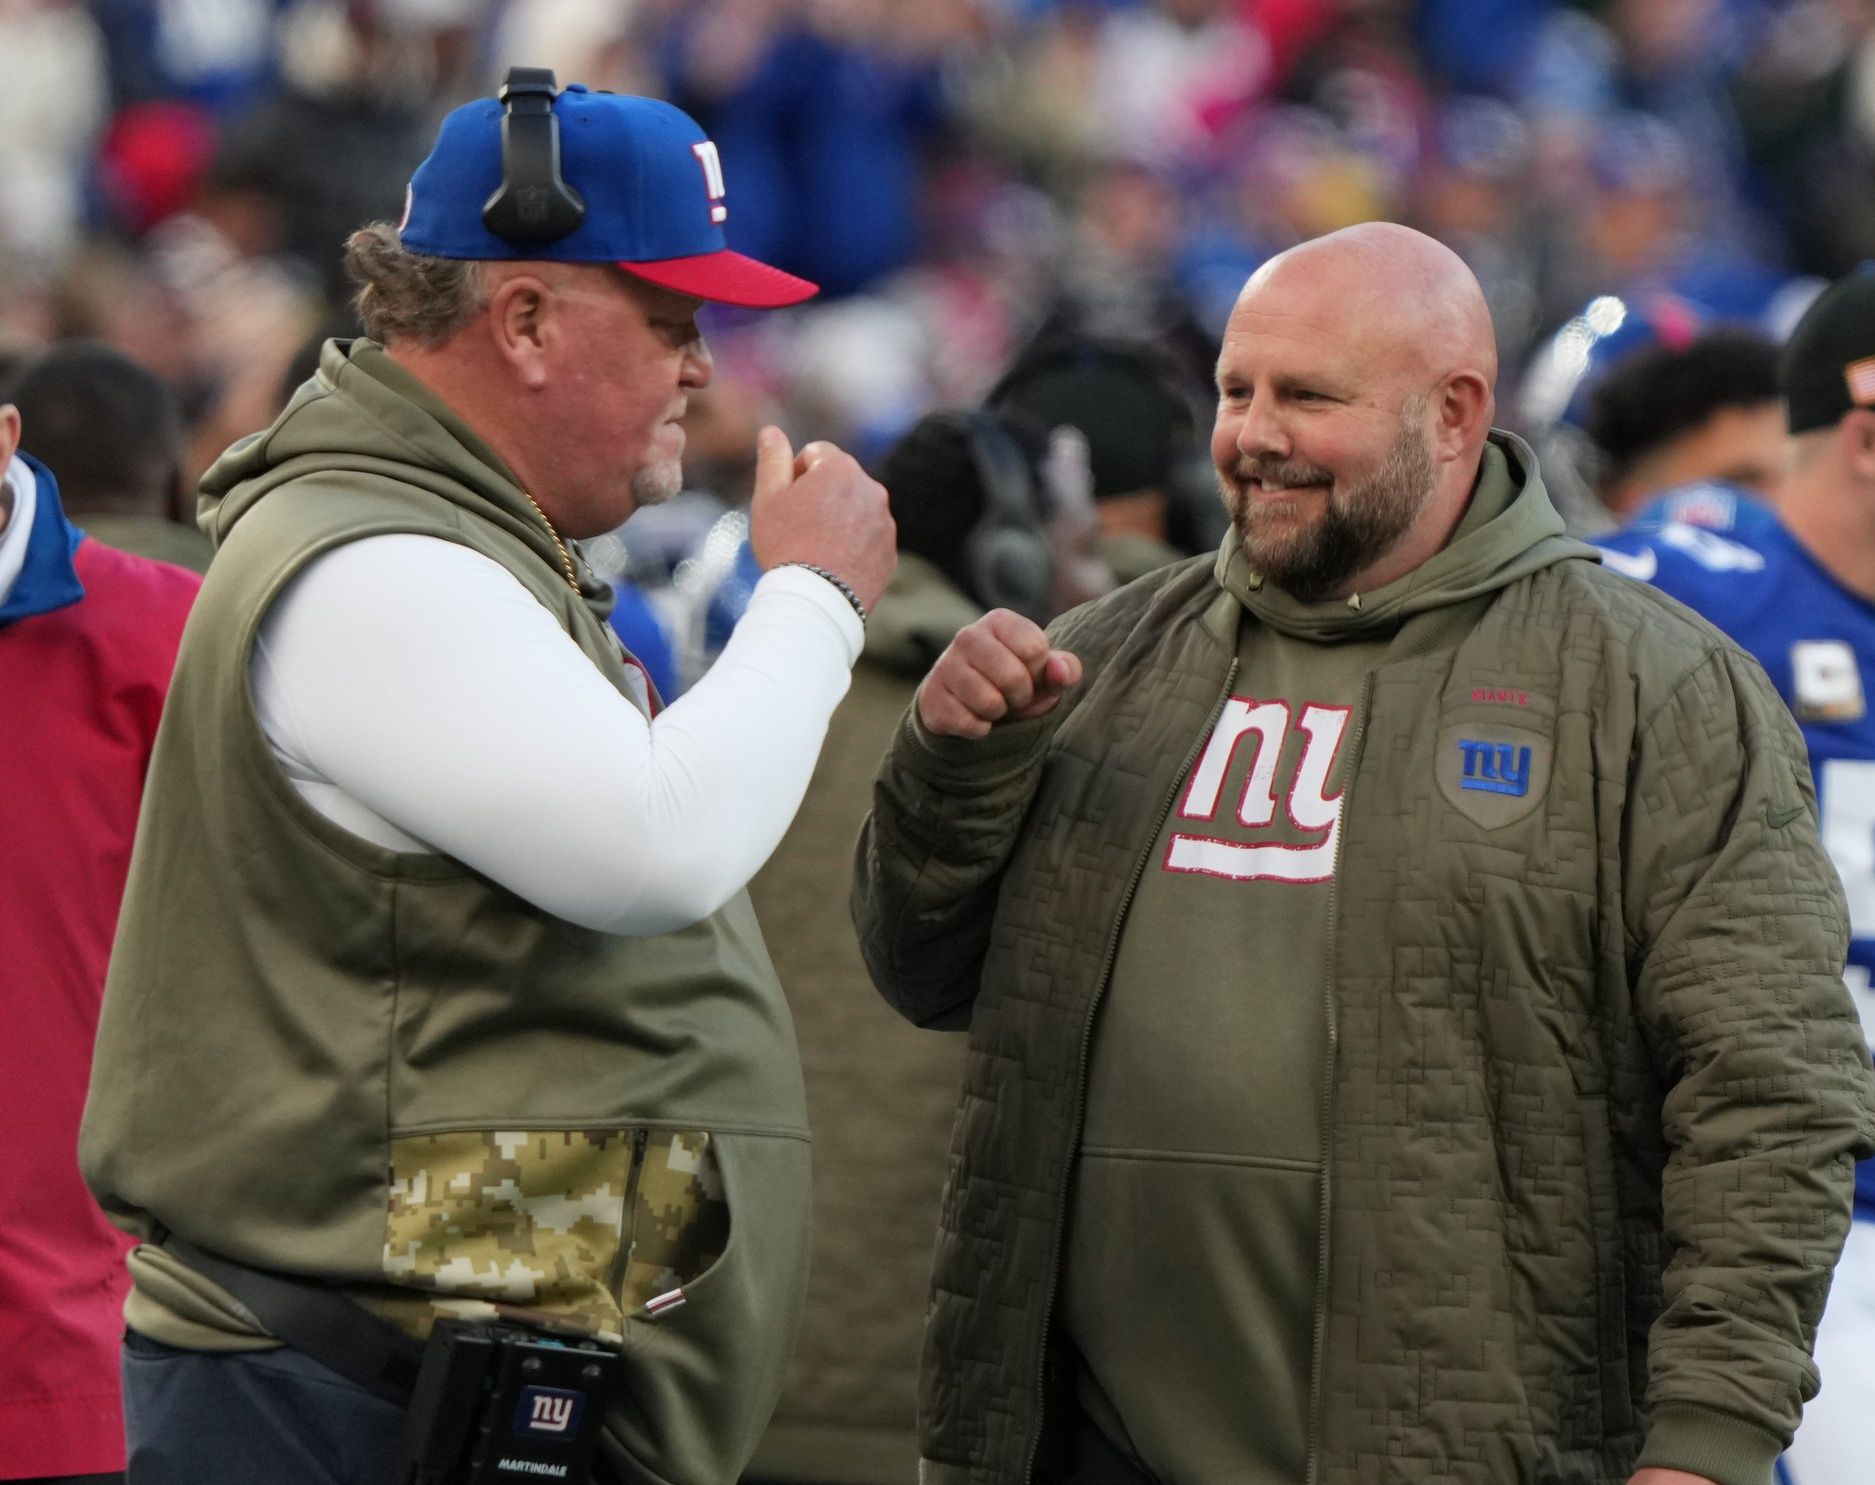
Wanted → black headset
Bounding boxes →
[960,412,1054,622]
[482,67,586,245]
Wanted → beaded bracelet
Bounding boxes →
[779,562,868,623]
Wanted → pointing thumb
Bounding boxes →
[754,425,795,503]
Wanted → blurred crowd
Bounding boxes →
[1,0,1869,678]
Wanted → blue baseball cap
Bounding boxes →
[398,79,817,309]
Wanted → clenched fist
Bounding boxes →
[750,426,896,614]
[916,609,1083,740]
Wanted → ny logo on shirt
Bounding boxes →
[1165,699,1350,883]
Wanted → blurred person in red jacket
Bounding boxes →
[0,384,200,1484]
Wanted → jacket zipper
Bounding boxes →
[1303,671,1372,1485]
[1019,658,1240,1484]
[608,1126,651,1305]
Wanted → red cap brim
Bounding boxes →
[620,250,818,309]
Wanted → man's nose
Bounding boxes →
[1235,398,1289,460]
[682,336,713,390]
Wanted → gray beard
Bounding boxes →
[1229,406,1436,602]
[632,459,683,508]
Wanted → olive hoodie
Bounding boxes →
[1063,441,1577,1483]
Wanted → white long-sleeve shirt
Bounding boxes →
[251,533,863,936]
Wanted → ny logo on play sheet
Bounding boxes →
[1164,699,1350,883]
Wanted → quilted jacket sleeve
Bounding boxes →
[851,703,1057,1031]
[1623,644,1875,1483]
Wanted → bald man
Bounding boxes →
[852,224,1875,1485]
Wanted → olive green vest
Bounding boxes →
[80,341,812,1481]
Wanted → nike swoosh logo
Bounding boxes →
[1766,802,1806,829]
[1596,546,1658,581]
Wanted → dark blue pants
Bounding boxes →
[121,1332,406,1485]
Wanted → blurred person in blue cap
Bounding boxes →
[1595,266,1875,1485]
[77,69,895,1485]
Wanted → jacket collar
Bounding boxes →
[0,453,84,626]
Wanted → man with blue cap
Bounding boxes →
[78,71,895,1484]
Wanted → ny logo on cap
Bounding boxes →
[692,142,728,225]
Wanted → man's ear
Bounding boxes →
[1431,370,1492,461]
[487,274,553,391]
[1840,408,1875,480]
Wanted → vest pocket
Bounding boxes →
[375,1126,726,1344]
[614,1128,729,1315]
[370,1126,810,1481]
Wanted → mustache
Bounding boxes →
[1231,458,1334,489]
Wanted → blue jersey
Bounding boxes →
[1598,484,1875,1217]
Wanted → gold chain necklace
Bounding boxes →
[520,488,580,595]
